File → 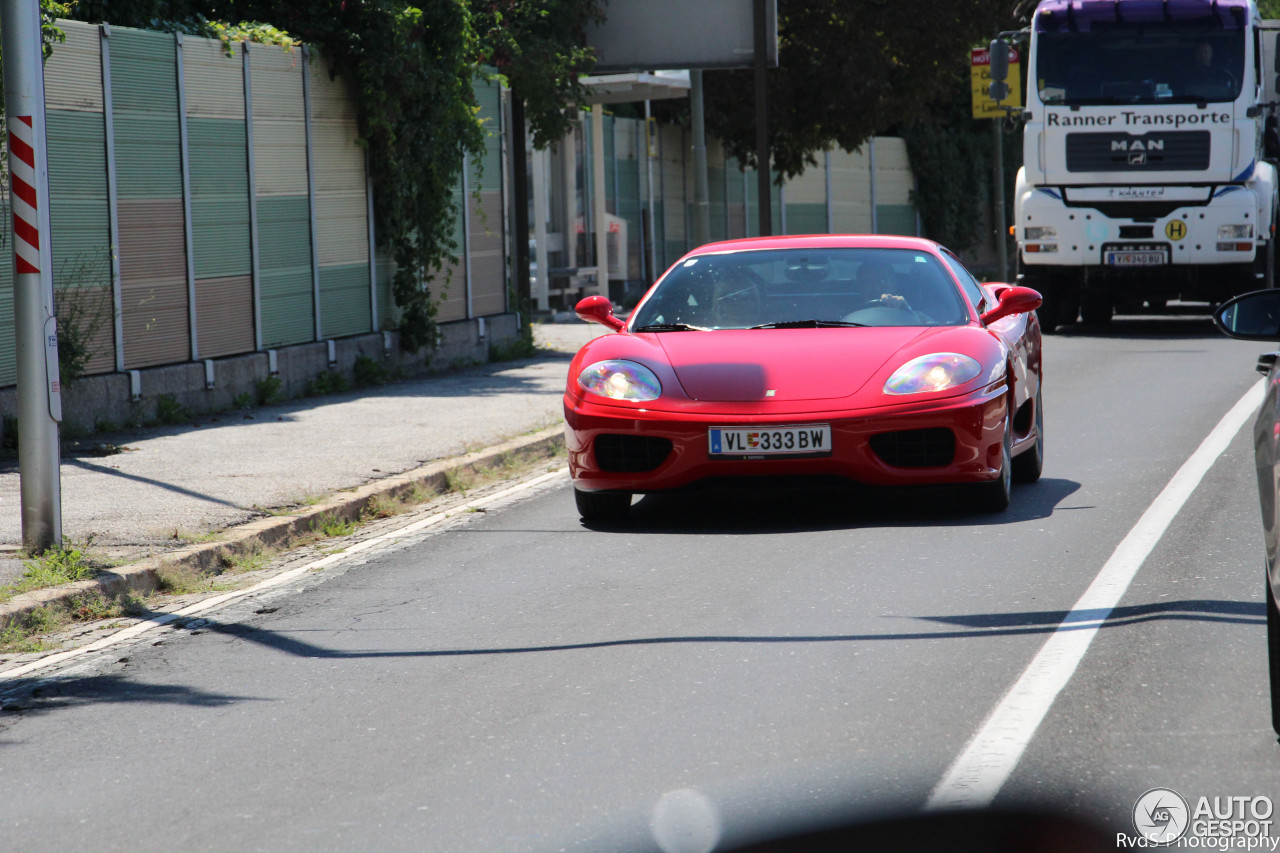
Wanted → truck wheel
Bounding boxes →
[1080,293,1113,326]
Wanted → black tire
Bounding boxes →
[1080,292,1113,326]
[1012,388,1044,484]
[975,422,1012,513]
[1267,571,1280,737]
[574,487,632,522]
[1028,270,1077,333]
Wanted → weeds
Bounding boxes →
[0,542,99,601]
[255,375,283,406]
[312,513,356,537]
[360,494,402,521]
[305,371,351,396]
[154,395,191,426]
[353,354,390,387]
[232,392,253,410]
[489,334,539,362]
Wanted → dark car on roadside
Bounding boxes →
[1212,288,1280,737]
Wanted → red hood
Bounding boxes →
[655,327,939,402]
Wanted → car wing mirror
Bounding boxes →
[980,285,1042,326]
[575,294,625,332]
[1214,288,1280,340]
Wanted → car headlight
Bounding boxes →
[1024,226,1057,240]
[578,360,662,401]
[1219,224,1253,239]
[884,353,983,395]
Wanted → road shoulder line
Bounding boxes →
[926,379,1264,810]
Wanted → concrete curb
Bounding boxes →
[0,425,566,634]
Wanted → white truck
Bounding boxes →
[1014,0,1280,329]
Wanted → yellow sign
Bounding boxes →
[971,46,1022,119]
[1166,220,1187,241]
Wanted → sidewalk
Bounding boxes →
[0,321,603,590]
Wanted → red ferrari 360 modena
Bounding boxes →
[563,235,1044,521]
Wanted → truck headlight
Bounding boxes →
[1218,224,1253,239]
[1024,226,1057,240]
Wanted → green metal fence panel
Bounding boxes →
[474,77,503,194]
[785,204,828,236]
[188,118,251,280]
[257,195,314,346]
[319,264,373,339]
[875,204,917,236]
[109,28,177,115]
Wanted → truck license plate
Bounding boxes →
[1104,244,1168,267]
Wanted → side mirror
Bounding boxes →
[575,294,626,332]
[1213,288,1280,340]
[981,285,1043,325]
[988,38,1010,102]
[989,38,1010,82]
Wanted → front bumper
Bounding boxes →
[565,384,1010,494]
[1017,185,1261,268]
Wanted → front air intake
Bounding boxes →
[869,428,955,468]
[594,434,673,472]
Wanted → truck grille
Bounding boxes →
[1066,131,1210,172]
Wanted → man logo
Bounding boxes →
[1129,151,1148,165]
[1133,788,1190,844]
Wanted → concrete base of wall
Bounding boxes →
[0,314,522,440]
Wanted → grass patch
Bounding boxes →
[312,513,357,538]
[353,354,390,387]
[0,589,146,652]
[305,370,351,397]
[255,375,283,406]
[361,494,403,521]
[154,395,191,426]
[155,561,233,595]
[489,333,539,362]
[220,543,274,573]
[0,542,101,602]
[171,527,219,544]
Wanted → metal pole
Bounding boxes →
[993,119,1008,281]
[690,70,711,246]
[644,100,657,280]
[3,0,63,552]
[754,0,772,236]
[592,103,608,296]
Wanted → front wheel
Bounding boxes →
[974,423,1012,513]
[574,487,632,522]
[1012,388,1044,484]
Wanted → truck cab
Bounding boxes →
[1016,0,1280,329]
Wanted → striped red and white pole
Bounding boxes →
[8,114,39,275]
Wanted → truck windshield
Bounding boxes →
[1037,23,1244,106]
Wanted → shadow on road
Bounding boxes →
[579,477,1084,535]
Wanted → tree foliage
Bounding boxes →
[470,0,603,150]
[63,0,598,351]
[704,0,1018,181]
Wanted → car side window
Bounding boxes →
[941,251,987,313]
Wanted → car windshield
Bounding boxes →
[629,247,971,331]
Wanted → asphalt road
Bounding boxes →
[1,313,1277,852]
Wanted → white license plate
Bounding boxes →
[708,425,832,457]
[1106,250,1166,267]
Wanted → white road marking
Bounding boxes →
[926,380,1264,810]
[0,468,569,685]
